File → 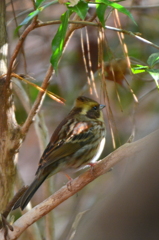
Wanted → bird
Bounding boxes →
[13,96,106,210]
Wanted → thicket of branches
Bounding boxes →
[1,0,159,239]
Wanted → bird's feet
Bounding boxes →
[62,172,73,192]
[87,162,97,176]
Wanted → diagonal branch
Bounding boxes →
[21,65,53,135]
[5,20,38,86]
[1,128,158,240]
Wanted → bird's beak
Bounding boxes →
[99,104,105,110]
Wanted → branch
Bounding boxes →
[0,0,8,75]
[5,20,38,86]
[37,21,159,51]
[21,65,53,135]
[0,129,158,239]
[0,0,22,214]
[105,26,159,50]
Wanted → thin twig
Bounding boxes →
[126,4,159,10]
[21,65,53,135]
[10,0,28,73]
[5,20,38,86]
[105,25,159,50]
[37,20,159,51]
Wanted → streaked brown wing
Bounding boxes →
[36,121,94,172]
[38,141,81,168]
[37,116,73,167]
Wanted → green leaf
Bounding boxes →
[50,10,70,71]
[14,0,57,34]
[35,0,46,8]
[14,25,22,37]
[147,53,159,67]
[19,0,58,26]
[147,69,159,88]
[131,64,148,74]
[67,1,88,20]
[20,9,41,26]
[96,0,107,27]
[131,68,146,74]
[96,0,136,25]
[14,8,41,34]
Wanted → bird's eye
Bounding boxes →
[93,106,98,110]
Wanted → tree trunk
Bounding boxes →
[0,0,22,213]
[0,0,7,76]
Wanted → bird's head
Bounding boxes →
[73,96,105,121]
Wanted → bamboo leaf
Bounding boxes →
[50,10,70,71]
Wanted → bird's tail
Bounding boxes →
[13,174,48,210]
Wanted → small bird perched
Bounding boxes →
[13,96,106,210]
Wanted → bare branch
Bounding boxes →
[0,129,158,239]
[21,65,53,135]
[5,20,38,86]
[37,20,159,51]
[105,25,159,50]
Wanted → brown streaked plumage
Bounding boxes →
[13,96,106,210]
